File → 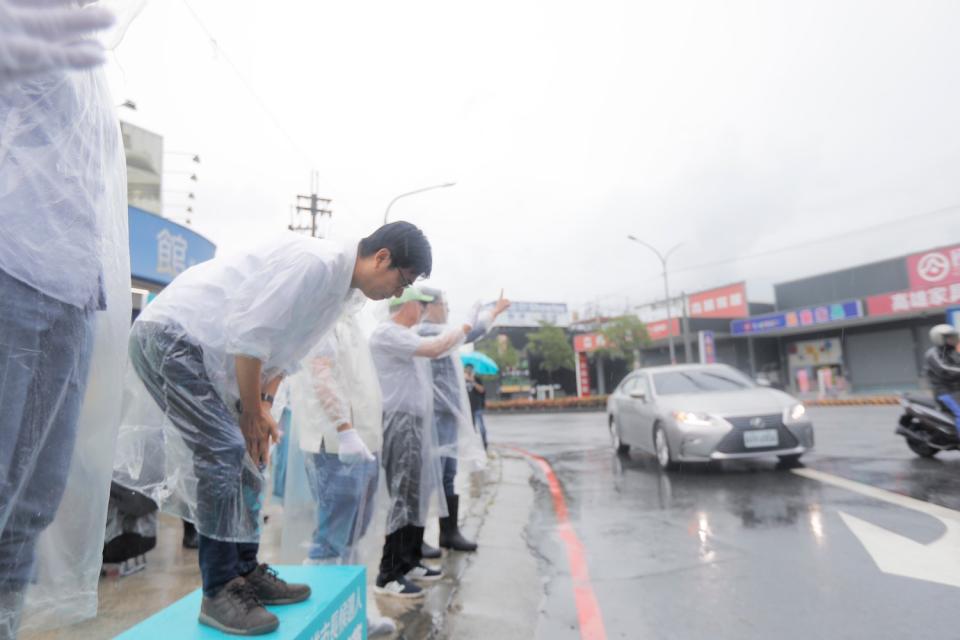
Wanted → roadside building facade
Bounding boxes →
[726,243,960,394]
[122,121,216,318]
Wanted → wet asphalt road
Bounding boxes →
[488,406,960,640]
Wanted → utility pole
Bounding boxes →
[626,235,683,365]
[289,171,332,237]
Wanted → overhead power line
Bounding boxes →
[581,203,960,313]
[671,203,960,274]
[179,0,316,170]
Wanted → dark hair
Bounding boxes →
[359,221,432,278]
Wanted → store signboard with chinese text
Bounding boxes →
[863,244,960,317]
[907,244,960,290]
[576,352,591,398]
[129,206,216,286]
[647,318,681,341]
[689,282,749,319]
[573,332,610,353]
[490,301,570,328]
[731,300,863,336]
[866,283,960,316]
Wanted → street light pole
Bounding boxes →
[383,182,456,224]
[627,235,683,364]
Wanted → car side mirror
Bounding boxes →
[629,389,648,401]
[755,378,772,388]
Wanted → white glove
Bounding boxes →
[0,0,115,86]
[336,428,375,464]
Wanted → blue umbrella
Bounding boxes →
[460,351,499,375]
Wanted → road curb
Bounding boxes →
[803,396,900,407]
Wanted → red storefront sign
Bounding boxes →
[577,352,591,398]
[646,317,681,342]
[865,244,960,317]
[907,245,960,290]
[688,282,748,319]
[573,333,609,353]
[867,282,960,316]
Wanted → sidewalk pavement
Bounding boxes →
[20,451,543,639]
[444,451,541,640]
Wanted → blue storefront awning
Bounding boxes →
[128,206,216,286]
[731,300,864,336]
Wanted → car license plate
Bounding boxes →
[743,429,779,448]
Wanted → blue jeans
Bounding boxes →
[129,322,263,595]
[938,393,960,436]
[198,536,259,597]
[305,451,379,561]
[473,410,488,451]
[0,270,95,590]
[435,411,458,497]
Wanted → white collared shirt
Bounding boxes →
[137,233,358,406]
[0,69,121,309]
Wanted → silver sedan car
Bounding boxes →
[606,363,814,470]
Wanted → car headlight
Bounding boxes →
[784,403,806,424]
[672,410,713,426]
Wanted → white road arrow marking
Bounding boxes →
[794,467,960,589]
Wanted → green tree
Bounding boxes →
[596,315,650,369]
[526,322,575,382]
[476,336,520,373]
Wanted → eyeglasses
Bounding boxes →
[396,268,413,289]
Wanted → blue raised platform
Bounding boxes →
[116,565,366,640]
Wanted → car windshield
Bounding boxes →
[653,369,755,395]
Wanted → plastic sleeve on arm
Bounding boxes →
[309,354,351,432]
[415,327,466,358]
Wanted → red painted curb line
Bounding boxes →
[507,445,608,640]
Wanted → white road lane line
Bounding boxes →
[792,467,960,521]
[794,467,960,588]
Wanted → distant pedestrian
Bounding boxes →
[464,364,489,452]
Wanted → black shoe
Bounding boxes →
[405,563,443,582]
[182,521,199,549]
[420,541,442,559]
[199,577,278,636]
[374,575,424,599]
[439,494,478,552]
[244,564,311,605]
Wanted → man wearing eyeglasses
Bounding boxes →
[115,222,432,636]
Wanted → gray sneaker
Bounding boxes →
[244,563,311,605]
[199,577,279,636]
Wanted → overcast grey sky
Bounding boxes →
[107,0,960,322]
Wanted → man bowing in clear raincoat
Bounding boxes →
[114,222,432,636]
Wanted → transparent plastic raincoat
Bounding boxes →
[416,313,489,491]
[0,3,137,632]
[280,291,388,566]
[114,235,359,544]
[368,314,456,535]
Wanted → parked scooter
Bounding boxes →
[896,393,960,458]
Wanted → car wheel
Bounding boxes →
[653,424,676,471]
[906,437,938,458]
[609,417,629,455]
